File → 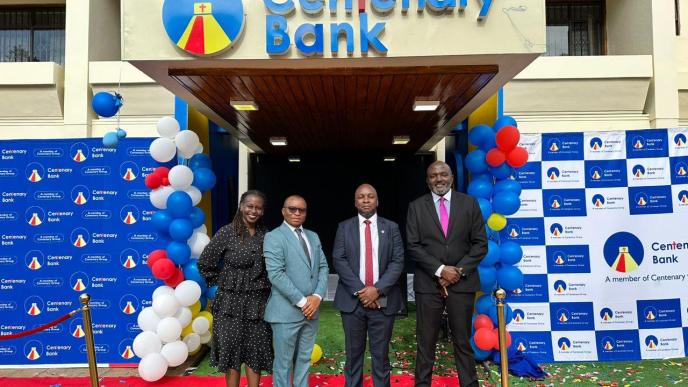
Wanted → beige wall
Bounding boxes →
[606,0,653,55]
[89,0,121,61]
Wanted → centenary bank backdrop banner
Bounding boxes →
[504,128,688,363]
[0,138,164,366]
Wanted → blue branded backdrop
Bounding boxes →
[0,138,166,366]
[504,128,688,363]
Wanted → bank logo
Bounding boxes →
[70,142,89,163]
[513,309,525,323]
[590,137,603,151]
[556,308,570,323]
[589,166,603,180]
[515,338,528,352]
[120,205,139,225]
[644,335,658,349]
[25,162,44,183]
[71,185,90,205]
[547,167,560,181]
[558,337,571,351]
[24,250,44,271]
[603,232,644,273]
[70,272,89,292]
[635,192,648,207]
[508,224,521,238]
[120,249,139,269]
[70,318,86,338]
[24,340,43,361]
[600,336,615,351]
[632,164,645,178]
[553,280,567,294]
[119,339,135,359]
[592,194,605,208]
[119,294,139,315]
[675,161,688,177]
[549,195,563,209]
[552,251,566,265]
[674,133,687,147]
[643,306,657,321]
[550,223,563,237]
[120,162,139,181]
[25,206,45,226]
[162,0,245,56]
[678,190,688,204]
[632,136,645,150]
[71,227,90,248]
[600,307,614,321]
[24,296,44,316]
[548,139,561,153]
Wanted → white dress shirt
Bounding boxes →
[431,191,452,278]
[358,213,380,285]
[283,221,321,307]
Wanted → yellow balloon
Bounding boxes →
[198,311,213,326]
[181,324,194,337]
[487,213,507,231]
[190,300,201,317]
[310,344,323,365]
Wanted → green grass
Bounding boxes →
[194,302,688,386]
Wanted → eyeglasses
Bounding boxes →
[285,206,307,214]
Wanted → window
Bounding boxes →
[0,7,65,65]
[545,1,605,56]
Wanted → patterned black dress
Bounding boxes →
[198,224,273,372]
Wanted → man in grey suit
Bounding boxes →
[263,195,330,387]
[333,184,404,387]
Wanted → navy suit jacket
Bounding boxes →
[332,215,405,316]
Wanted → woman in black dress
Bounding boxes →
[198,190,272,387]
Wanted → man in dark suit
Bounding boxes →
[406,161,488,387]
[333,184,405,387]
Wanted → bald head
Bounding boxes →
[426,161,453,196]
[355,184,378,218]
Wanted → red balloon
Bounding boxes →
[492,329,512,350]
[154,167,170,178]
[164,268,184,287]
[161,177,170,186]
[145,173,162,189]
[495,125,520,152]
[474,314,495,331]
[147,249,168,269]
[506,147,529,168]
[474,327,497,351]
[485,149,506,167]
[151,258,176,280]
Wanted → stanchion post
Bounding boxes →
[495,288,509,387]
[79,293,99,387]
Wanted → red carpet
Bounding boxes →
[0,375,460,386]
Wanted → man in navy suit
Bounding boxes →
[333,184,405,387]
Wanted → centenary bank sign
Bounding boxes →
[162,0,494,57]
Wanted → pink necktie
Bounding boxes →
[439,197,449,237]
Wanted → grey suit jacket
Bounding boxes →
[263,222,330,323]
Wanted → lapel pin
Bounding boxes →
[381,230,385,234]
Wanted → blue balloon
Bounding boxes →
[496,265,524,291]
[183,260,207,293]
[478,131,497,152]
[499,242,523,265]
[102,132,119,148]
[465,150,488,174]
[494,179,522,196]
[470,338,493,361]
[167,241,191,265]
[468,125,493,147]
[92,92,121,118]
[472,173,492,183]
[481,240,500,267]
[206,285,219,299]
[169,218,194,242]
[167,191,193,218]
[151,210,173,234]
[199,294,208,310]
[467,179,493,199]
[489,163,515,180]
[189,207,206,229]
[488,303,514,325]
[493,116,518,130]
[116,128,127,139]
[478,266,497,294]
[492,191,521,216]
[475,294,493,315]
[189,154,212,170]
[476,198,492,221]
[192,168,217,192]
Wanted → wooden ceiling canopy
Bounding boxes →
[170,64,497,155]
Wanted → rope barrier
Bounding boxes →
[0,308,80,341]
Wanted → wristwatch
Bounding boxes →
[458,267,466,277]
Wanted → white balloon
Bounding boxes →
[152,293,180,318]
[191,316,210,335]
[133,331,162,359]
[168,165,194,190]
[152,285,175,301]
[183,333,201,352]
[184,186,202,206]
[194,224,207,235]
[137,307,161,332]
[157,116,180,139]
[189,232,211,257]
[138,352,168,382]
[174,307,192,328]
[193,143,203,155]
[199,330,212,344]
[150,186,175,210]
[161,340,189,367]
[157,317,183,343]
[149,137,177,163]
[175,280,202,307]
[175,131,200,159]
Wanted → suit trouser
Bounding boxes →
[341,304,395,387]
[414,292,477,387]
[271,318,318,387]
